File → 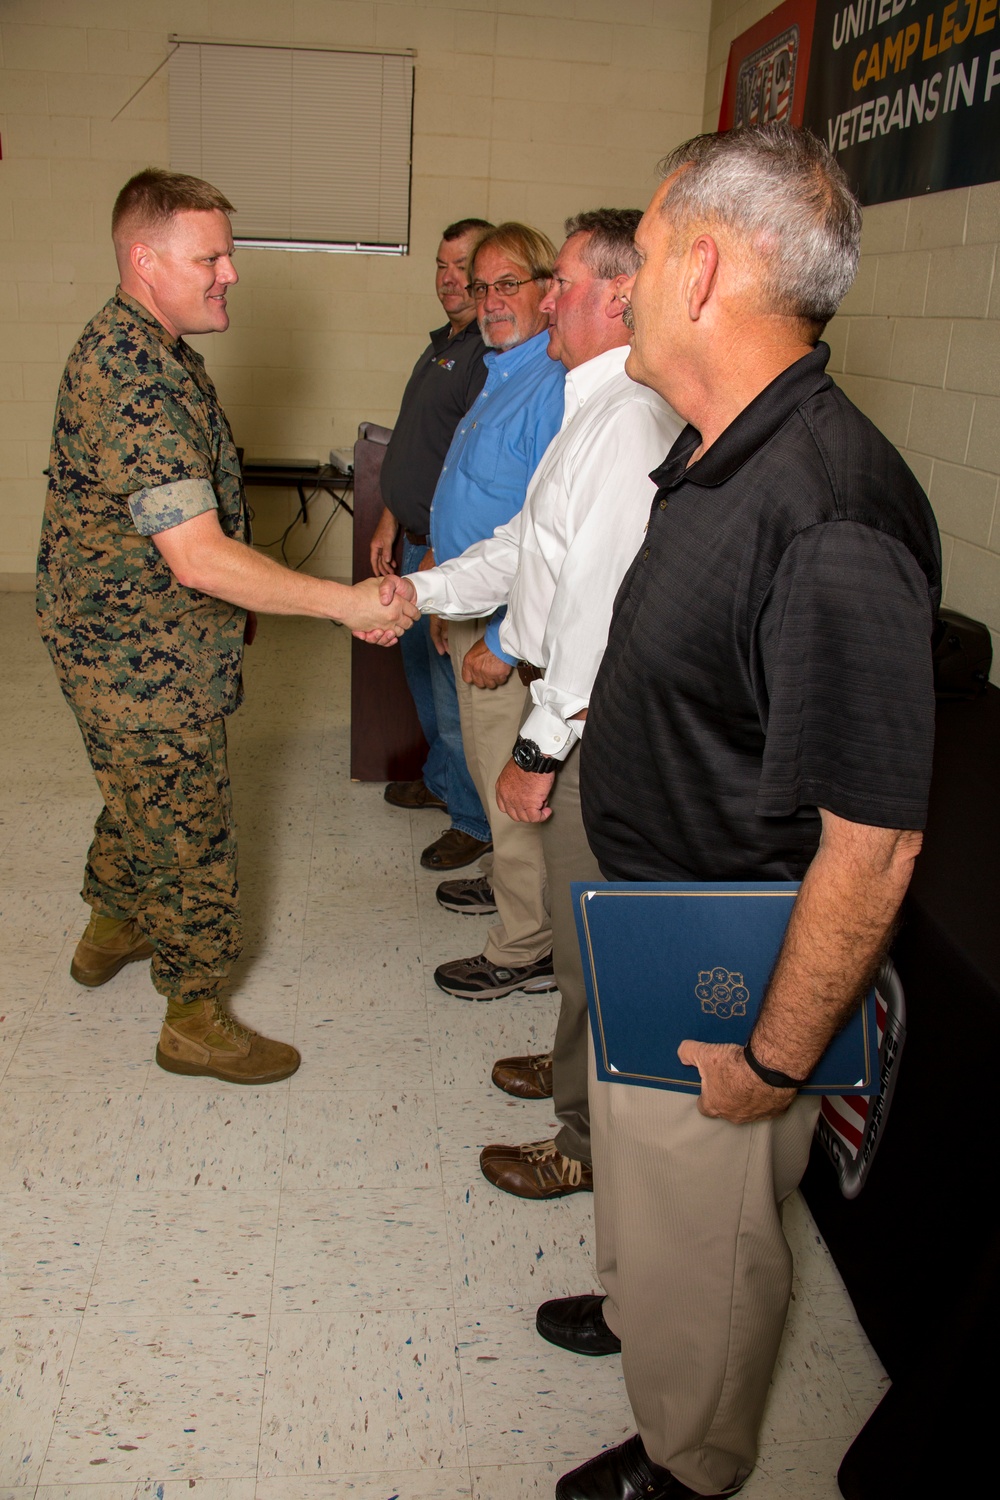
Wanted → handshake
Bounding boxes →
[343,574,419,643]
[352,575,419,647]
[353,575,509,691]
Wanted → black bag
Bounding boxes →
[932,608,992,699]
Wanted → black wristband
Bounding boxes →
[743,1038,808,1091]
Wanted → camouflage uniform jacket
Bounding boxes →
[37,289,248,731]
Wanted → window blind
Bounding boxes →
[169,41,413,253]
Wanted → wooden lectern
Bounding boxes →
[349,422,428,781]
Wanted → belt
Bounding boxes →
[517,661,543,687]
[404,529,429,546]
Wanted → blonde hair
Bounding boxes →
[468,221,557,281]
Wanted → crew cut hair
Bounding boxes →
[468,221,557,281]
[657,124,861,330]
[563,208,643,279]
[112,168,235,239]
[442,217,494,241]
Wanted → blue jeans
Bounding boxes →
[398,539,490,843]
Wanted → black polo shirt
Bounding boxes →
[379,318,488,534]
[581,343,942,884]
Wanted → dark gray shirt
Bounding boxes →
[581,343,942,883]
[379,318,487,534]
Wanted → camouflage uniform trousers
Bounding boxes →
[76,715,242,1006]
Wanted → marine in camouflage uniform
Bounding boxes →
[37,167,416,1084]
[37,288,249,1025]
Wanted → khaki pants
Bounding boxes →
[590,1037,820,1494]
[78,716,242,1007]
[541,743,601,1163]
[448,619,551,968]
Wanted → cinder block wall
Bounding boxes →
[706,0,1000,681]
[5,0,997,671]
[0,0,710,582]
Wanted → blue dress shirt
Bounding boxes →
[429,329,566,662]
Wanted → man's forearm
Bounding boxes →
[154,510,411,632]
[175,532,361,619]
[750,810,923,1080]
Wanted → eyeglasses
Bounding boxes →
[465,274,547,300]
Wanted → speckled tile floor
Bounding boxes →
[0,594,887,1498]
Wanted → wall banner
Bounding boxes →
[721,0,1000,205]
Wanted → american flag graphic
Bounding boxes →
[734,26,799,130]
[815,961,906,1199]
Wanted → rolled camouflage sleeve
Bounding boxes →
[129,478,217,535]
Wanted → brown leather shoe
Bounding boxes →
[384,779,447,811]
[70,913,154,987]
[156,1000,301,1085]
[420,828,493,871]
[480,1138,593,1198]
[492,1052,554,1099]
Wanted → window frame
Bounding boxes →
[168,35,416,256]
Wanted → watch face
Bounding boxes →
[514,738,554,774]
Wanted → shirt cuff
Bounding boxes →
[129,478,217,536]
[484,618,518,664]
[520,702,581,762]
[408,572,438,613]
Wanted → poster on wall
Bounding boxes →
[720,0,1000,204]
[718,0,818,129]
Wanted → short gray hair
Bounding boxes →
[657,124,861,330]
[563,208,643,279]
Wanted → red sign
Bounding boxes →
[719,0,818,130]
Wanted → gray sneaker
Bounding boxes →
[434,951,556,1000]
[436,875,497,915]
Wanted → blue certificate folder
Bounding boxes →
[572,881,878,1096]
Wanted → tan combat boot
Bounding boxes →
[70,912,155,987]
[156,999,301,1084]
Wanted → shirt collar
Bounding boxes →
[430,318,481,352]
[482,327,553,378]
[563,344,629,415]
[114,288,188,355]
[651,343,833,492]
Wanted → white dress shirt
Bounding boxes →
[409,344,684,759]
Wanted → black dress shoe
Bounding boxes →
[536,1294,622,1355]
[556,1434,739,1500]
